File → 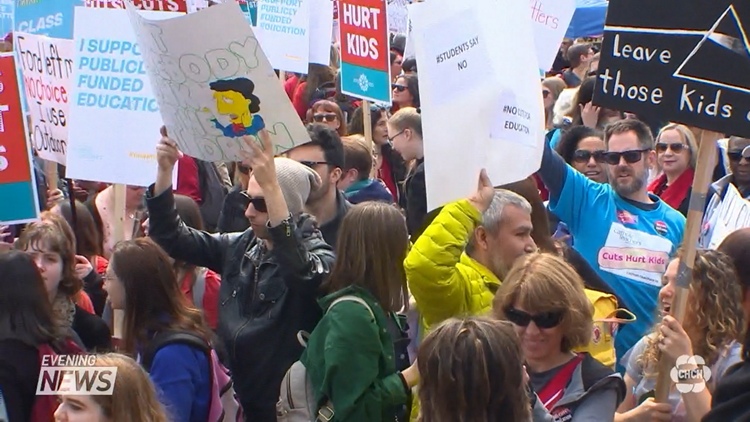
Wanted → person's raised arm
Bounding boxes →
[147,129,229,272]
[404,169,496,328]
[240,131,334,291]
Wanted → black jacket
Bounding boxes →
[0,340,39,422]
[400,159,427,235]
[72,305,112,352]
[703,361,750,422]
[146,186,335,419]
[319,190,352,249]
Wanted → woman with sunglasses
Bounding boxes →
[392,74,420,111]
[646,124,697,216]
[310,100,347,137]
[542,77,566,130]
[616,249,744,422]
[493,253,625,422]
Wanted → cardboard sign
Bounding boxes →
[529,0,575,71]
[126,0,310,161]
[0,53,39,224]
[593,0,750,138]
[66,7,181,187]
[410,0,544,209]
[338,0,391,103]
[255,0,310,73]
[14,0,84,39]
[85,0,188,12]
[14,33,73,165]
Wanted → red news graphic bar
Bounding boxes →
[84,0,188,13]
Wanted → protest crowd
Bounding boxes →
[1,0,750,421]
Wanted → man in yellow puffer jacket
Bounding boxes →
[405,170,537,331]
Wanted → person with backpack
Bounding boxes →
[148,129,335,421]
[104,237,215,422]
[292,202,419,421]
[0,251,84,422]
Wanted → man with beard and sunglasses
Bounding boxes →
[700,136,750,249]
[538,119,685,370]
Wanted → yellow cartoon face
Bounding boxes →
[213,90,251,125]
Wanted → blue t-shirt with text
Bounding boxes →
[549,165,686,366]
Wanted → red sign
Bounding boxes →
[85,0,188,12]
[338,0,389,72]
[0,54,32,185]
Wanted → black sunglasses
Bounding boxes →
[655,142,687,153]
[299,160,330,168]
[727,146,750,162]
[240,192,267,213]
[505,307,564,329]
[392,84,407,92]
[572,149,605,163]
[542,90,551,99]
[313,113,337,123]
[600,148,650,166]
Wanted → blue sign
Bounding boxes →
[240,0,257,26]
[0,0,12,37]
[14,0,84,39]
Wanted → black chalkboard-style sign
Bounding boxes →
[592,0,750,137]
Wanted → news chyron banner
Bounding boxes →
[0,53,39,224]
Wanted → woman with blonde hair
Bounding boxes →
[617,249,745,422]
[54,353,169,422]
[300,202,419,421]
[647,123,698,215]
[417,316,531,422]
[493,253,625,421]
[542,77,566,130]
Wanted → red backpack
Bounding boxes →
[31,339,85,421]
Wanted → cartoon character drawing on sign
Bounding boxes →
[203,77,265,137]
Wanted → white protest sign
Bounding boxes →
[308,0,333,66]
[387,0,408,34]
[403,16,414,58]
[14,33,73,165]
[125,0,310,161]
[410,0,544,210]
[66,7,181,187]
[708,184,750,249]
[529,0,575,71]
[255,0,310,73]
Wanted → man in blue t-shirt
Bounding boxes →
[539,119,686,369]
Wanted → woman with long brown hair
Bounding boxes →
[0,251,85,421]
[617,249,745,422]
[54,353,169,422]
[300,202,419,421]
[104,237,213,422]
[417,317,531,422]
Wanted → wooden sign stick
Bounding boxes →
[111,183,127,342]
[654,129,722,402]
[362,100,373,149]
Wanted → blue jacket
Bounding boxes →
[344,179,393,204]
[148,344,211,422]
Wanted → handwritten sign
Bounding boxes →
[85,0,188,12]
[14,32,72,165]
[387,0,408,34]
[593,0,750,138]
[529,0,575,71]
[0,53,39,224]
[14,0,84,39]
[410,0,544,209]
[66,6,180,187]
[707,184,750,248]
[338,0,391,103]
[255,0,310,73]
[126,0,310,161]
